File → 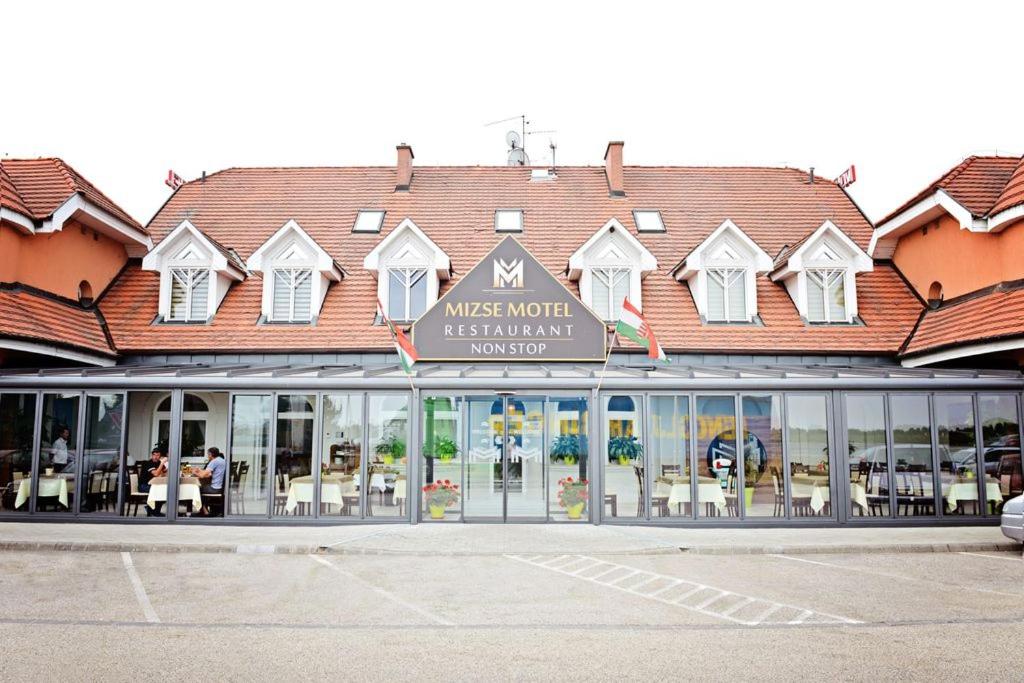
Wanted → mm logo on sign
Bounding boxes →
[493,258,524,288]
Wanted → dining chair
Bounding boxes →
[231,464,249,515]
[127,473,148,517]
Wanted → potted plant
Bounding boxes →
[422,479,460,519]
[550,434,582,465]
[557,477,589,519]
[376,433,406,465]
[608,435,642,466]
[424,436,459,463]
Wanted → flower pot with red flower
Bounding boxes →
[557,477,589,520]
[422,479,460,519]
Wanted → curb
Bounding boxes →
[0,540,1018,556]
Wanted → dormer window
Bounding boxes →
[364,218,451,323]
[770,220,872,324]
[272,268,313,322]
[141,220,246,324]
[672,219,772,324]
[568,219,658,321]
[247,220,343,324]
[169,267,210,321]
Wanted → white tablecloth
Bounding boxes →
[147,478,203,510]
[285,476,354,513]
[849,482,868,512]
[791,475,830,513]
[15,475,72,509]
[944,478,1002,512]
[665,478,726,511]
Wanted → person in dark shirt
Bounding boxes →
[139,447,167,516]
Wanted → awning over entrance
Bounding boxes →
[0,363,1021,391]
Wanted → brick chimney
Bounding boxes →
[604,141,625,197]
[396,144,414,192]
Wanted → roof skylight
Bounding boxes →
[633,209,665,232]
[353,210,386,233]
[494,209,524,232]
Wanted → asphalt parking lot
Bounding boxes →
[0,547,1020,680]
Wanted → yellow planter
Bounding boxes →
[428,504,446,520]
[566,502,585,520]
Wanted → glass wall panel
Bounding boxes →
[228,395,271,517]
[650,396,690,519]
[548,397,588,522]
[890,395,936,517]
[603,395,643,518]
[368,395,409,518]
[845,394,888,517]
[741,394,783,517]
[274,394,315,517]
[79,394,124,515]
[465,398,502,518]
[786,395,830,517]
[37,392,79,513]
[177,392,229,518]
[123,391,172,518]
[506,398,546,519]
[696,395,737,518]
[320,394,362,518]
[978,394,1022,513]
[0,394,36,514]
[422,396,462,521]
[935,394,979,516]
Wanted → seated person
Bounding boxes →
[190,447,226,516]
[139,447,168,516]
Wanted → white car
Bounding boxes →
[1001,494,1024,542]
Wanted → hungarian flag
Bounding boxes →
[615,298,667,362]
[377,300,419,374]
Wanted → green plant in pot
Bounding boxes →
[425,436,459,463]
[608,435,643,466]
[376,433,406,465]
[550,434,582,465]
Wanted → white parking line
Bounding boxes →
[309,555,454,626]
[958,552,1022,563]
[120,552,159,624]
[506,554,858,626]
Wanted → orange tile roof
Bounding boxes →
[0,158,142,230]
[991,157,1024,216]
[98,165,923,355]
[901,283,1024,358]
[880,155,1023,224]
[0,286,115,357]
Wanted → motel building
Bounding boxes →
[1,146,1023,527]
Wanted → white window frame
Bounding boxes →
[568,218,658,317]
[805,267,847,324]
[168,267,210,322]
[591,265,633,321]
[353,210,386,233]
[494,209,524,233]
[386,266,429,321]
[364,218,451,324]
[706,266,748,322]
[271,267,314,323]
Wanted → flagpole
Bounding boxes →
[595,329,617,397]
[378,299,416,393]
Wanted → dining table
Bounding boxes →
[146,476,203,512]
[790,473,831,513]
[14,473,74,509]
[663,476,727,513]
[942,475,1002,513]
[285,475,355,513]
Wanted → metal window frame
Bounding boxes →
[76,391,129,519]
[0,390,41,517]
[27,390,86,519]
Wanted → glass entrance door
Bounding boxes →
[463,396,548,521]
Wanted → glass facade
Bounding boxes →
[367,395,409,517]
[696,395,737,518]
[0,394,36,514]
[603,395,642,518]
[650,396,690,518]
[978,394,1023,513]
[845,394,888,517]
[786,395,830,517]
[742,394,783,517]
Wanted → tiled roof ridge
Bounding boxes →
[991,156,1024,215]
[0,280,93,310]
[926,278,1024,311]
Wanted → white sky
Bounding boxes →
[3,1,1021,226]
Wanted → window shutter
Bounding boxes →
[169,269,188,320]
[727,271,746,321]
[611,270,630,320]
[293,270,312,321]
[387,269,405,320]
[592,269,611,320]
[707,270,726,321]
[807,273,826,322]
[827,273,846,322]
[408,269,427,319]
[189,270,209,320]
[272,270,291,320]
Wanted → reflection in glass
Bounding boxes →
[741,395,783,517]
[649,396,690,518]
[275,394,315,517]
[320,394,362,517]
[506,399,546,519]
[979,394,1022,513]
[0,394,36,514]
[465,398,502,518]
[846,394,888,517]
[890,395,936,517]
[80,394,124,515]
[603,395,642,518]
[935,395,979,516]
[423,396,462,521]
[786,395,830,517]
[38,393,80,513]
[696,395,737,518]
[368,395,409,517]
[548,398,589,521]
[229,395,271,517]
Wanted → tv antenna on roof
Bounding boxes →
[486,114,546,166]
